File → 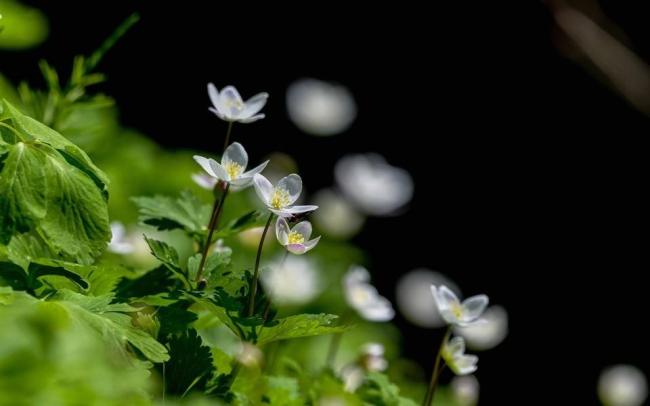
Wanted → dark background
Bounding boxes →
[3,1,649,404]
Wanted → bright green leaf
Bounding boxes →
[257,314,351,345]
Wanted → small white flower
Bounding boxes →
[108,222,135,254]
[598,365,648,406]
[341,365,365,393]
[236,342,264,368]
[335,153,413,216]
[343,266,394,322]
[207,83,268,123]
[396,269,461,328]
[430,285,488,327]
[261,256,321,305]
[191,172,218,190]
[361,343,388,372]
[312,189,364,239]
[193,142,268,188]
[253,173,318,217]
[451,375,480,406]
[442,336,479,376]
[455,305,508,351]
[275,217,321,255]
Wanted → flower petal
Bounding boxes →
[223,142,248,169]
[208,107,228,120]
[275,217,290,245]
[240,160,269,178]
[359,296,395,322]
[220,86,244,117]
[193,155,218,178]
[461,294,489,323]
[287,244,307,255]
[209,161,229,181]
[446,336,466,358]
[253,174,273,205]
[453,355,479,375]
[192,173,218,190]
[208,83,220,109]
[277,174,302,205]
[241,92,269,118]
[292,221,312,240]
[303,236,321,252]
[238,113,265,123]
[284,205,318,215]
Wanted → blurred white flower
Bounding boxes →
[442,336,478,376]
[191,172,218,190]
[194,142,268,188]
[312,189,364,239]
[335,154,413,216]
[275,217,320,255]
[343,266,394,322]
[253,173,318,217]
[341,365,365,393]
[318,397,346,406]
[451,375,480,406]
[396,269,460,328]
[213,239,232,255]
[236,342,264,368]
[286,78,357,136]
[261,256,321,305]
[108,222,134,254]
[598,365,648,406]
[208,83,268,123]
[455,305,508,351]
[360,343,388,372]
[431,285,488,327]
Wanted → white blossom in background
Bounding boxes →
[208,84,268,123]
[451,375,480,406]
[312,189,364,239]
[191,172,218,190]
[455,305,508,351]
[442,336,479,376]
[598,365,648,406]
[341,365,365,393]
[431,285,489,327]
[194,142,268,188]
[335,153,413,216]
[360,343,388,372]
[343,266,394,322]
[286,78,357,136]
[261,256,321,306]
[396,269,460,328]
[253,173,318,217]
[236,342,264,368]
[275,217,321,255]
[108,222,134,254]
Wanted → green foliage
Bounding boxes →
[357,372,419,406]
[257,314,351,345]
[162,329,214,396]
[0,0,49,50]
[133,191,211,238]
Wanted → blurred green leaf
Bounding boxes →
[257,314,350,345]
[357,372,419,406]
[0,0,48,50]
[133,191,211,238]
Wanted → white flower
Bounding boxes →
[455,305,508,351]
[341,365,365,393]
[260,256,321,305]
[253,173,318,217]
[396,269,461,328]
[275,217,321,255]
[598,365,648,406]
[312,189,364,239]
[286,78,357,136]
[236,342,264,368]
[442,336,479,376]
[343,266,394,322]
[451,375,480,406]
[207,83,268,123]
[191,172,218,190]
[335,154,413,216]
[360,343,388,372]
[430,285,488,327]
[193,142,268,188]
[108,222,135,254]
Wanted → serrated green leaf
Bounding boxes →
[115,265,179,301]
[143,236,190,288]
[257,314,351,345]
[157,300,197,338]
[161,328,214,396]
[132,190,211,236]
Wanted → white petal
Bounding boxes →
[193,155,218,178]
[284,205,318,215]
[229,176,255,188]
[438,285,461,309]
[461,294,489,323]
[446,336,466,358]
[287,244,307,255]
[237,113,265,123]
[209,161,229,181]
[253,174,273,205]
[275,217,290,245]
[453,355,479,376]
[359,296,395,322]
[241,92,269,118]
[192,173,218,190]
[270,208,293,217]
[292,221,312,240]
[207,83,220,109]
[223,142,248,169]
[240,160,269,178]
[277,174,302,205]
[220,85,244,117]
[302,236,321,252]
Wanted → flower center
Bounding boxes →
[224,98,244,112]
[287,231,305,245]
[450,302,464,319]
[223,161,243,180]
[270,188,291,209]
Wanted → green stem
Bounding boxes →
[195,183,230,283]
[423,327,452,406]
[222,121,234,152]
[247,212,274,316]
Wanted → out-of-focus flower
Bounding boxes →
[598,365,648,406]
[312,189,364,239]
[253,173,318,217]
[236,342,264,368]
[341,365,365,393]
[431,285,488,327]
[275,217,320,255]
[343,266,394,322]
[442,336,478,376]
[335,154,413,216]
[451,375,480,406]
[455,305,508,351]
[396,269,460,328]
[213,239,232,255]
[360,343,388,372]
[238,226,267,248]
[108,222,135,254]
[208,83,268,123]
[194,142,268,188]
[191,172,218,190]
[261,256,321,305]
[318,397,346,406]
[286,78,357,136]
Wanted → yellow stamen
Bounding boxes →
[288,231,304,245]
[270,188,291,209]
[450,302,464,319]
[223,161,243,180]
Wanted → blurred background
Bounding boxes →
[2,0,649,404]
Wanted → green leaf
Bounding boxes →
[143,236,190,288]
[0,286,14,304]
[357,372,419,406]
[157,300,197,338]
[0,0,48,50]
[188,250,231,283]
[264,376,304,405]
[214,210,266,239]
[0,257,91,292]
[256,314,351,345]
[115,265,179,301]
[132,191,211,236]
[161,328,214,396]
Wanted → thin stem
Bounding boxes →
[222,121,234,152]
[195,183,230,283]
[423,327,452,406]
[247,212,274,316]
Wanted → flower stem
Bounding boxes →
[247,212,274,316]
[195,182,230,284]
[423,327,452,406]
[222,121,234,152]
